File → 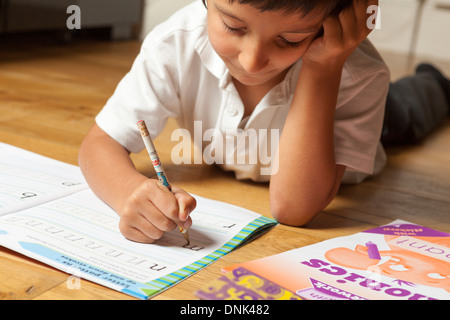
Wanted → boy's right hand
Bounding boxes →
[118,179,196,243]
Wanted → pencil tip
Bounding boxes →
[181,229,190,244]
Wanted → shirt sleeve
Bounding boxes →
[95,32,182,154]
[333,47,391,176]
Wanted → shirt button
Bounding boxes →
[227,105,238,117]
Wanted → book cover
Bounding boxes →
[195,266,301,300]
[200,220,450,300]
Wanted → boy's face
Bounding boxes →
[207,0,324,88]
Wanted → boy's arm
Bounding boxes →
[270,63,346,226]
[78,124,195,243]
[79,123,146,212]
[270,0,376,226]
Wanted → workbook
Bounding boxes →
[0,143,277,299]
[196,220,450,300]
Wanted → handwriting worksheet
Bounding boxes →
[0,143,87,215]
[0,143,276,299]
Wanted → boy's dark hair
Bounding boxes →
[202,0,354,17]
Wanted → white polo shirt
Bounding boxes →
[96,0,391,184]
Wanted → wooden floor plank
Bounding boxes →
[1,35,449,300]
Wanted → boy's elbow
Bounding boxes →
[270,166,345,226]
[270,197,320,227]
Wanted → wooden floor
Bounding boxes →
[0,34,449,300]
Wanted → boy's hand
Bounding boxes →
[118,179,196,243]
[302,0,378,69]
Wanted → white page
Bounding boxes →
[0,143,87,215]
[0,142,276,298]
[0,188,266,297]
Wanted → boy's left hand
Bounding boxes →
[302,0,379,69]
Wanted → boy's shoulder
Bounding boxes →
[343,39,391,83]
[144,1,207,44]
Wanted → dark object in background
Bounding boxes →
[0,0,142,41]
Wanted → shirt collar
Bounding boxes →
[195,29,230,88]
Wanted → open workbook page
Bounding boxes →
[0,143,87,215]
[0,143,276,299]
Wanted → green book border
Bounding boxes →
[136,216,277,299]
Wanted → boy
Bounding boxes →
[79,0,449,243]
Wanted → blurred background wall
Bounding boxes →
[0,0,142,40]
[0,0,448,62]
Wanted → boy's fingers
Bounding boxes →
[142,203,178,232]
[146,180,196,227]
[135,210,174,238]
[119,219,160,244]
[337,0,378,47]
[182,217,193,230]
[145,179,181,221]
[320,14,344,53]
[118,179,195,243]
[172,187,197,222]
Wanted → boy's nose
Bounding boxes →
[238,38,269,74]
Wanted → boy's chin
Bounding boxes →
[232,73,279,87]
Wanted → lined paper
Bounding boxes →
[0,143,276,299]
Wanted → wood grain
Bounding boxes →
[1,36,449,300]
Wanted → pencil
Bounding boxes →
[137,120,190,244]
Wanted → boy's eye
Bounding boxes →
[279,37,307,48]
[222,20,308,49]
[223,22,246,35]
